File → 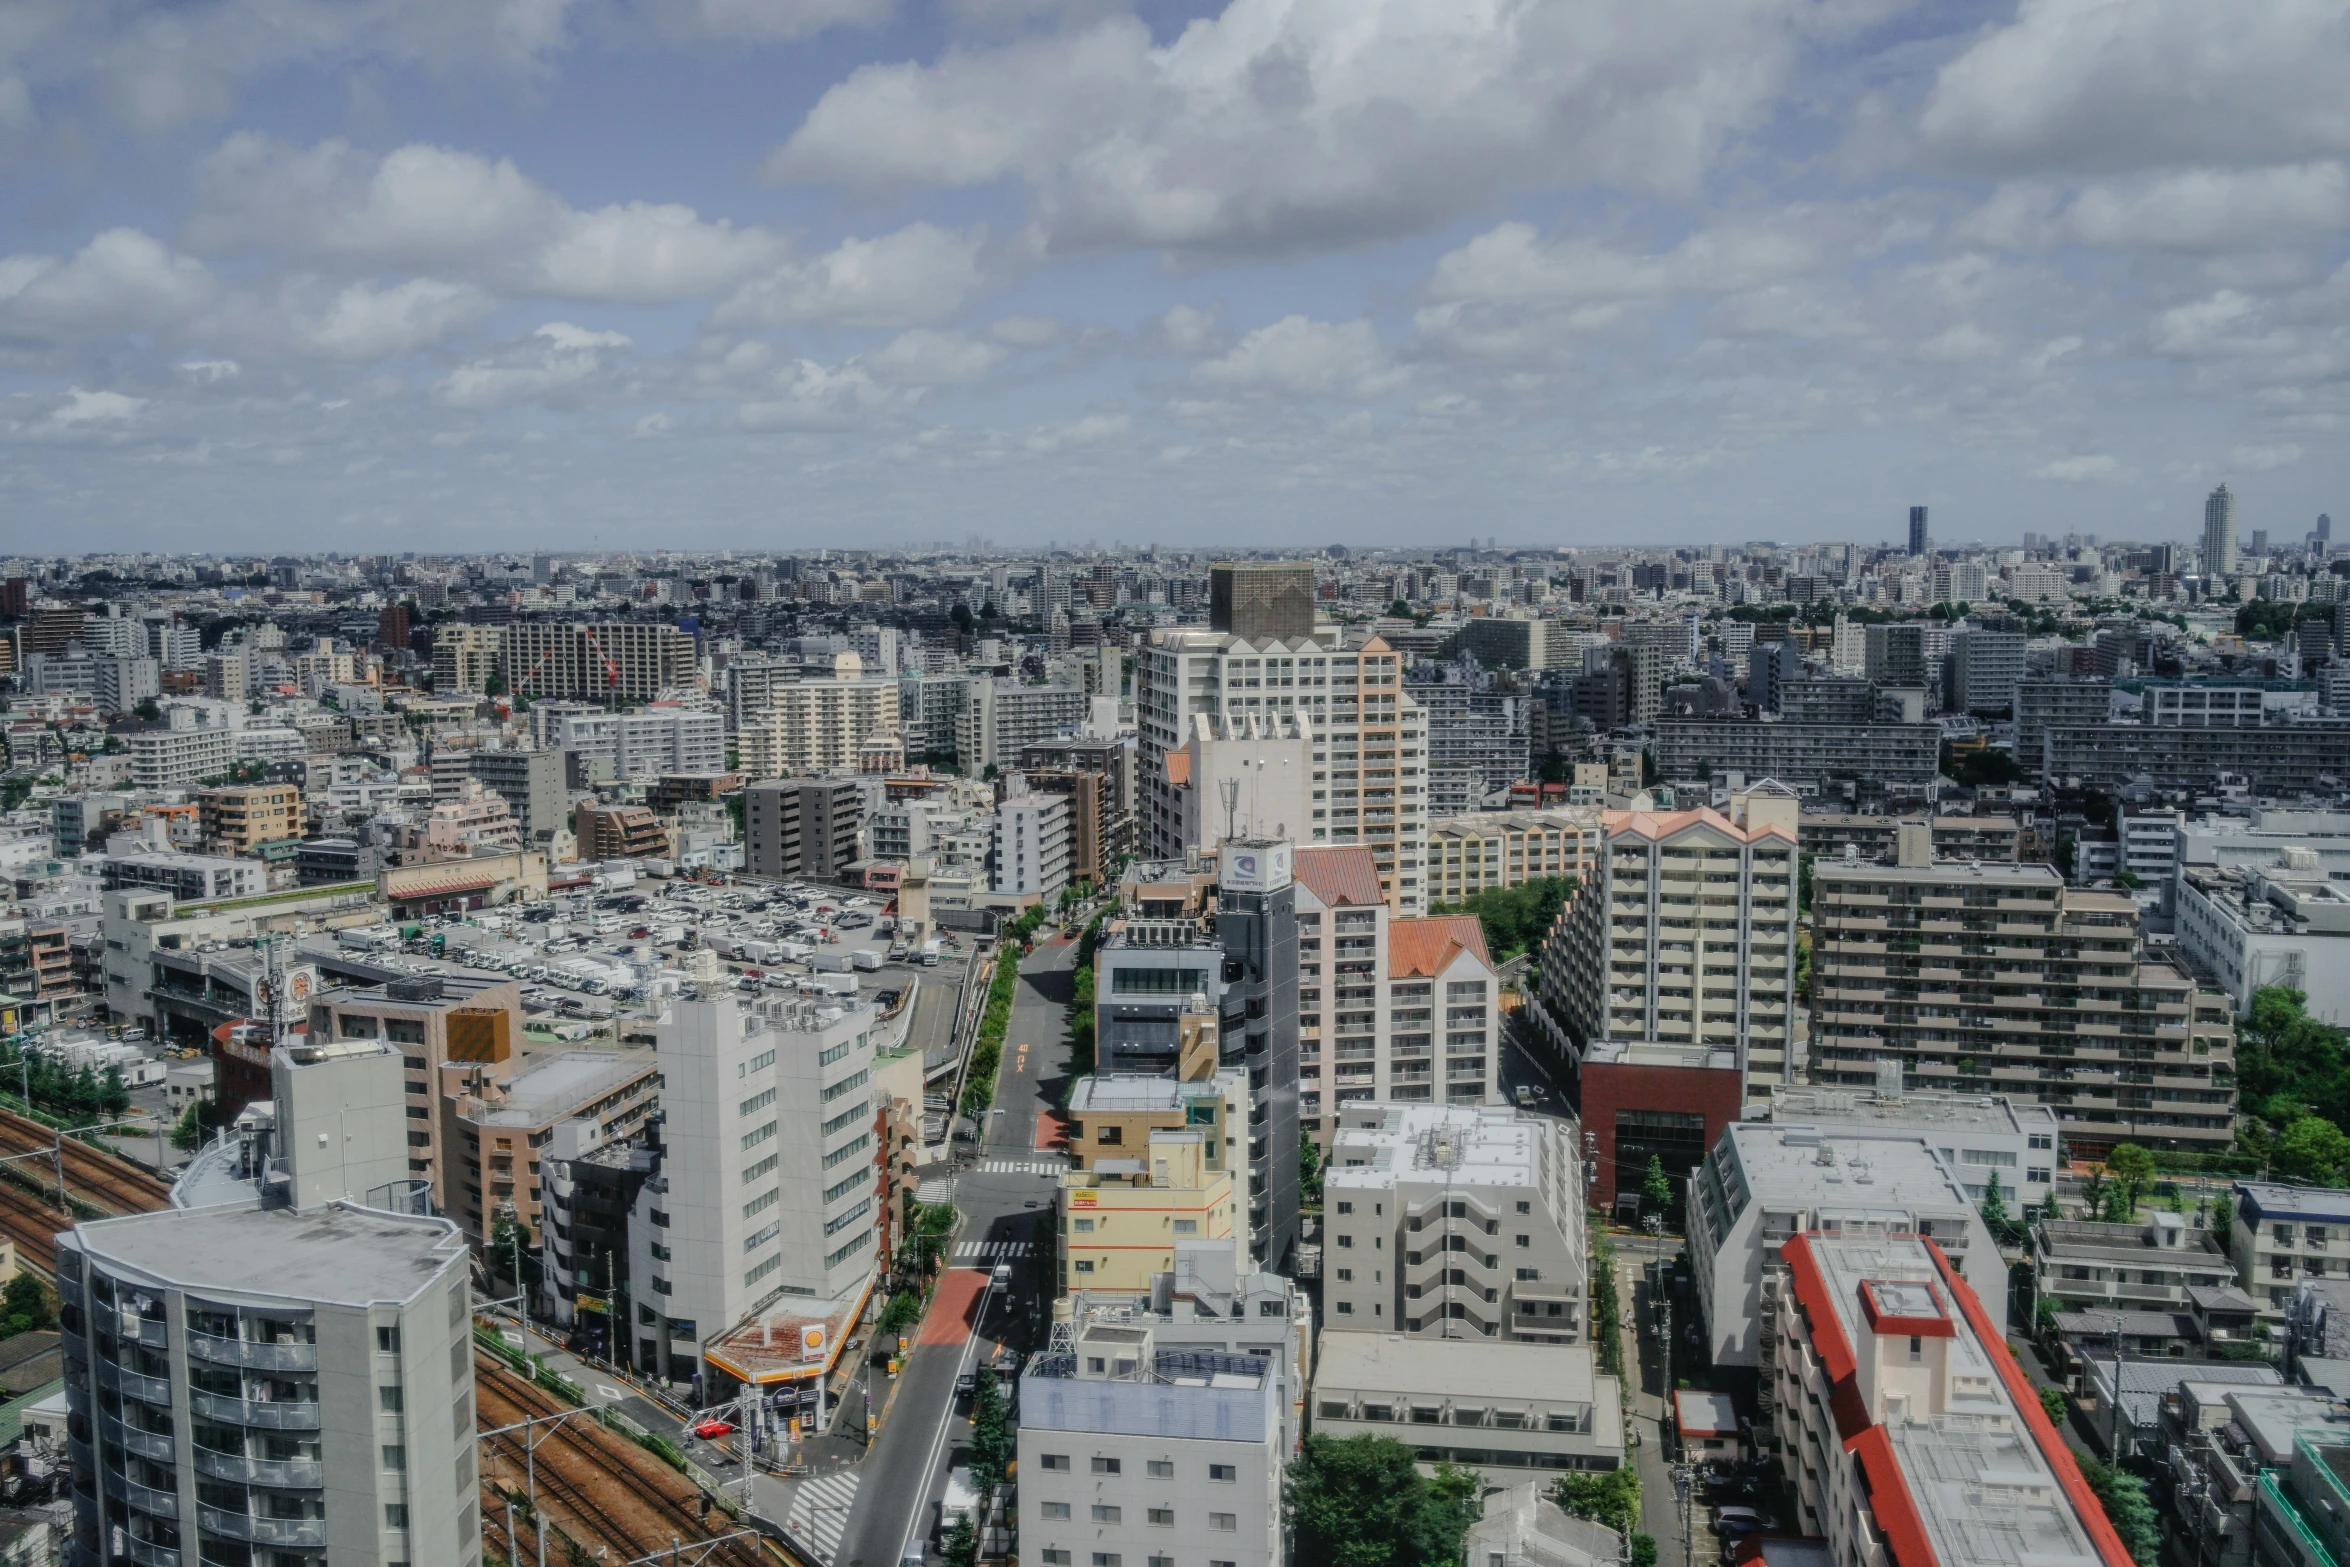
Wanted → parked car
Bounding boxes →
[691,1418,735,1440]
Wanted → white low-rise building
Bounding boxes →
[1308,1332,1625,1475]
[1766,1081,2061,1202]
[1689,1122,2005,1370]
[1020,1315,1286,1567]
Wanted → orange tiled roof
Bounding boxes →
[1164,751,1192,787]
[1387,915,1491,979]
[1604,805,1793,845]
[1293,846,1384,907]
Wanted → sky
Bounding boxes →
[0,0,2345,555]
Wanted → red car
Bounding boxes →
[692,1418,735,1440]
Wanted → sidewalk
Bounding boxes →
[1614,1231,1691,1567]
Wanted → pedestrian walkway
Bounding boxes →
[972,1158,1063,1175]
[953,1239,1036,1261]
[915,1177,955,1204]
[785,1470,861,1564]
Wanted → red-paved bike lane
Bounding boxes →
[919,1267,992,1347]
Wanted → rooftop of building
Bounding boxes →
[1604,804,1796,846]
[468,1047,656,1127]
[1311,1333,1617,1416]
[1789,1232,2127,1567]
[1068,1074,1228,1114]
[1387,916,1490,980]
[2035,1215,2229,1263]
[1719,1124,1977,1213]
[2083,1356,2281,1432]
[1426,805,1603,834]
[1326,1103,1551,1192]
[1583,1039,1738,1072]
[1462,1484,1623,1567]
[1813,858,2062,885]
[1293,845,1385,908]
[71,1198,467,1306]
[1768,1086,2059,1135]
[2238,1183,2350,1223]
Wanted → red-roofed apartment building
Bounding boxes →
[1293,845,1498,1142]
[1771,1230,2133,1567]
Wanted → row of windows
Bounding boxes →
[1036,1456,1239,1480]
[1038,1504,1240,1530]
[1037,1551,1237,1567]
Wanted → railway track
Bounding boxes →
[473,1352,774,1566]
[0,1191,61,1275]
[0,1107,173,1217]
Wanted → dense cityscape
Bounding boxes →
[0,510,2342,1567]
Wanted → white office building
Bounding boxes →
[629,991,880,1381]
[1766,1081,2061,1202]
[1019,1315,1285,1567]
[552,706,726,781]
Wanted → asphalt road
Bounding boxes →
[831,935,1080,1567]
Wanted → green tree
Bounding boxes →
[1552,1468,1641,1536]
[1981,1168,2009,1234]
[0,1272,55,1338]
[1288,1435,1474,1567]
[1642,1157,1672,1221]
[2275,1116,2350,1184]
[2077,1456,2159,1567]
[2039,1385,2068,1425]
[2210,1191,2235,1238]
[170,1099,211,1153]
[939,1510,978,1567]
[968,1370,1012,1494]
[2042,1186,2062,1222]
[1630,1538,1658,1567]
[2105,1144,2156,1209]
[1429,875,1578,963]
[1301,1137,1324,1205]
[133,697,162,722]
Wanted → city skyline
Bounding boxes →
[0,1,2343,548]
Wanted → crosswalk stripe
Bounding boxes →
[786,1471,861,1565]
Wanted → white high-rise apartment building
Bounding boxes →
[737,652,900,778]
[1138,630,1427,913]
[1291,846,1499,1135]
[990,776,1072,900]
[59,1036,480,1567]
[629,991,880,1380]
[1538,784,1800,1114]
[2206,483,2239,578]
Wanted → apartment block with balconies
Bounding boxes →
[1545,784,1800,1113]
[57,1198,478,1567]
[1320,1102,1586,1346]
[1811,857,2237,1154]
[2231,1183,2350,1319]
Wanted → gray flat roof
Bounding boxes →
[73,1200,467,1307]
[1770,1087,2055,1134]
[2238,1184,2350,1224]
[473,1048,656,1126]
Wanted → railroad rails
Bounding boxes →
[0,1106,174,1217]
[472,1351,777,1566]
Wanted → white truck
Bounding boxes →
[851,949,883,973]
[921,939,942,966]
[813,952,853,973]
[805,972,857,997]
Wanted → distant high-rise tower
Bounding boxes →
[2204,484,2238,578]
[1209,562,1317,642]
[2321,514,2334,543]
[1908,505,1929,556]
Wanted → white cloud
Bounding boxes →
[1155,304,1223,355]
[633,412,676,438]
[865,329,1008,386]
[437,321,633,408]
[190,136,785,305]
[1918,323,1998,362]
[2031,454,2124,482]
[737,360,905,431]
[1962,163,2350,253]
[0,229,216,341]
[199,276,494,361]
[711,223,988,329]
[2232,442,2304,471]
[1918,0,2350,175]
[50,388,146,424]
[1194,316,1400,397]
[765,0,1822,256]
[1425,220,1819,308]
[1024,412,1129,452]
[645,0,894,41]
[987,315,1060,347]
[2150,291,2297,359]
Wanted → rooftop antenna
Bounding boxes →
[1219,777,1241,845]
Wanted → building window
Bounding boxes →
[1147,1460,1173,1478]
[1093,1457,1123,1475]
[385,1503,409,1529]
[1148,1509,1174,1526]
[1209,1464,1236,1482]
[1042,1554,1071,1565]
[1210,1514,1237,1532]
[1092,1506,1122,1524]
[1043,1503,1071,1520]
[1041,1455,1070,1471]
